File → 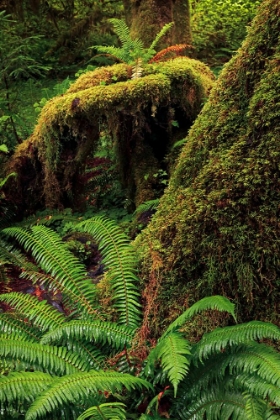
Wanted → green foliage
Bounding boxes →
[191,0,261,64]
[76,216,142,328]
[0,251,280,420]
[92,19,174,68]
[77,402,126,420]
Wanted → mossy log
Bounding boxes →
[135,0,280,333]
[6,58,214,213]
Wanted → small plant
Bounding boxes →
[91,19,187,79]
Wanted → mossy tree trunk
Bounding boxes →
[135,0,280,335]
[123,0,192,48]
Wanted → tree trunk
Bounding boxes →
[123,0,192,48]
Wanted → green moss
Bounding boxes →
[136,0,280,331]
[8,57,214,211]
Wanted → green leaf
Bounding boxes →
[25,370,153,420]
[77,402,127,420]
[146,332,191,397]
[163,295,236,338]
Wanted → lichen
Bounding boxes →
[135,0,280,333]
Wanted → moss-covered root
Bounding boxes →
[135,0,280,332]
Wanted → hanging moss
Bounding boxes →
[6,57,214,213]
[135,0,280,333]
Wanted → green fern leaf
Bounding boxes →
[2,226,99,317]
[194,321,280,361]
[25,370,153,420]
[0,371,53,407]
[0,312,42,342]
[145,22,174,61]
[162,295,236,338]
[77,216,141,329]
[77,402,126,420]
[236,373,280,407]
[243,392,269,420]
[109,19,131,46]
[134,199,160,215]
[146,332,191,397]
[182,389,246,419]
[0,292,65,332]
[41,320,135,351]
[93,46,125,63]
[0,339,90,375]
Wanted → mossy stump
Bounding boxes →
[6,58,214,213]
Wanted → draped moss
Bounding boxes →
[7,57,214,211]
[135,0,280,331]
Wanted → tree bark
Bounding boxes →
[123,0,192,48]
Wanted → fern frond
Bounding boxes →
[147,22,174,55]
[145,332,191,397]
[77,216,141,329]
[0,292,65,332]
[162,295,236,338]
[2,226,99,317]
[0,312,42,342]
[243,392,269,420]
[109,19,131,46]
[181,389,246,419]
[236,373,280,406]
[0,339,90,375]
[0,238,36,271]
[93,46,125,62]
[134,199,160,215]
[25,370,153,420]
[77,402,126,420]
[0,371,53,406]
[194,321,280,361]
[41,320,135,351]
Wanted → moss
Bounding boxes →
[7,57,214,212]
[136,0,280,333]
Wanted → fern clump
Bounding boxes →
[0,224,280,420]
[92,19,175,71]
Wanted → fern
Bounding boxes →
[0,312,42,342]
[243,392,269,420]
[236,374,280,407]
[76,216,141,329]
[41,319,135,351]
[25,370,152,420]
[162,295,236,338]
[2,225,99,317]
[0,338,90,375]
[181,389,246,419]
[144,22,174,61]
[91,20,174,71]
[194,321,280,361]
[134,198,160,215]
[77,402,127,420]
[145,332,191,397]
[0,292,65,332]
[0,371,53,407]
